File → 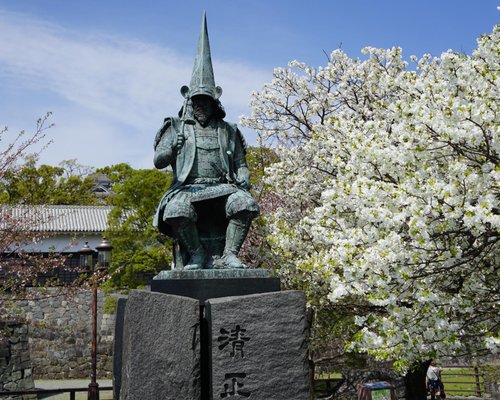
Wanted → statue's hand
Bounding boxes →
[153,118,177,169]
[176,131,185,150]
[237,179,251,191]
[236,166,251,189]
[235,167,251,190]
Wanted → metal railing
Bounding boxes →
[0,386,112,399]
[313,377,344,398]
[441,365,484,398]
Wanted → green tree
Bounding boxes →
[98,163,173,288]
[240,146,281,269]
[245,145,279,189]
[0,157,99,205]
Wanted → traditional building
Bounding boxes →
[90,173,114,199]
[0,205,112,283]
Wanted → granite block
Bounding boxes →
[113,297,128,400]
[120,290,201,400]
[206,291,311,400]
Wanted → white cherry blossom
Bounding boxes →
[242,25,499,371]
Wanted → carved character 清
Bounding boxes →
[218,325,250,358]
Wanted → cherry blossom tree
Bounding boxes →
[0,114,85,320]
[242,26,499,371]
[1,113,56,285]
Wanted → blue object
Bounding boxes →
[365,382,392,390]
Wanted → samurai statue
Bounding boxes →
[153,13,259,270]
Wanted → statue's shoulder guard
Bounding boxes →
[154,117,181,149]
[226,122,247,153]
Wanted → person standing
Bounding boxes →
[426,359,446,400]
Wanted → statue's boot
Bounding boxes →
[172,221,206,270]
[220,218,251,269]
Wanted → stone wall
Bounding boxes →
[0,321,36,399]
[6,289,118,380]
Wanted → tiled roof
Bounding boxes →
[0,205,113,233]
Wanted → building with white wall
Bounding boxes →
[1,205,112,252]
[1,205,113,282]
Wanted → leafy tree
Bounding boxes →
[242,26,499,372]
[240,146,281,269]
[0,156,99,205]
[1,114,55,261]
[58,158,95,178]
[245,145,280,189]
[98,163,173,288]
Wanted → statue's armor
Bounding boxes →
[187,125,224,183]
[153,117,259,236]
[153,12,258,269]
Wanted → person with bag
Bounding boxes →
[426,359,446,400]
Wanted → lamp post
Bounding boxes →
[77,242,94,270]
[78,238,112,400]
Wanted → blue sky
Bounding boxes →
[0,0,498,169]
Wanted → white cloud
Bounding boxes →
[0,10,269,168]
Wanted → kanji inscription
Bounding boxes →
[218,325,250,358]
[220,373,251,398]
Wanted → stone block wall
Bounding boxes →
[5,289,118,380]
[0,321,36,399]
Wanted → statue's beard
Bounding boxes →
[194,111,211,127]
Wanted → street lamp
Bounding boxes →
[78,242,94,271]
[95,238,113,269]
[78,238,112,400]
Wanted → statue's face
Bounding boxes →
[192,95,215,126]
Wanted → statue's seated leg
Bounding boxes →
[216,191,259,269]
[163,198,206,270]
[168,217,207,269]
[219,216,252,269]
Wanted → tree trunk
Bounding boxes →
[405,360,431,400]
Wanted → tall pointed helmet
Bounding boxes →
[181,12,223,100]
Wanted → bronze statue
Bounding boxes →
[153,13,259,270]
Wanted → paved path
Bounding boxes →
[34,379,113,399]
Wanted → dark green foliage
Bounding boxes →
[102,295,118,314]
[98,164,174,289]
[0,157,99,205]
[239,146,280,269]
[245,146,279,190]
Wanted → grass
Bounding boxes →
[440,368,484,397]
[313,368,486,398]
[315,372,343,380]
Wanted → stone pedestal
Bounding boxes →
[206,291,311,400]
[151,269,280,303]
[119,291,200,400]
[116,271,311,399]
[113,297,128,400]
